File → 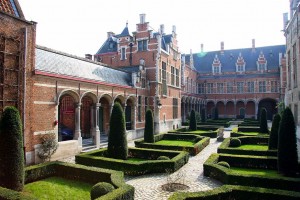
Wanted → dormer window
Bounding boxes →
[256,51,267,71]
[236,53,246,72]
[212,54,221,74]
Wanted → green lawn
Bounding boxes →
[237,132,260,135]
[236,144,268,151]
[230,167,284,178]
[155,140,195,147]
[189,130,214,133]
[23,176,93,199]
[127,157,149,162]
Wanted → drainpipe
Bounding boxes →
[22,27,27,163]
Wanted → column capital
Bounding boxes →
[96,103,101,107]
[76,103,82,108]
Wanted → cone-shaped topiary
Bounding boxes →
[107,102,128,160]
[144,109,154,143]
[278,107,298,177]
[214,108,219,120]
[0,106,24,191]
[259,108,268,134]
[90,182,114,200]
[268,114,281,150]
[189,110,197,131]
[201,108,206,122]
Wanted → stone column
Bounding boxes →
[234,101,237,119]
[93,103,100,148]
[74,103,82,147]
[255,102,259,120]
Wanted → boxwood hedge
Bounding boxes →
[75,148,189,176]
[169,128,219,138]
[135,133,210,155]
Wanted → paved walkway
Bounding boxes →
[124,130,232,200]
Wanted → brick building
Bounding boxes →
[182,42,286,121]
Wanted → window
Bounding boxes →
[259,81,266,92]
[247,81,254,93]
[213,66,220,73]
[217,83,224,93]
[162,61,167,96]
[141,78,146,88]
[173,98,178,119]
[237,82,244,93]
[138,96,142,122]
[175,68,179,87]
[271,81,278,92]
[198,83,205,94]
[227,82,233,93]
[258,64,266,71]
[288,51,291,90]
[237,65,244,72]
[293,43,297,88]
[138,40,147,51]
[121,47,126,60]
[207,83,213,94]
[171,66,175,86]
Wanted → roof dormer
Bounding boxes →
[236,52,246,72]
[212,54,221,74]
[256,51,267,71]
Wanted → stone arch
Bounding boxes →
[258,98,277,120]
[236,100,245,119]
[80,95,94,139]
[114,95,126,105]
[57,89,80,104]
[207,101,215,118]
[216,101,225,118]
[125,96,136,130]
[226,101,235,117]
[99,94,113,135]
[80,91,97,104]
[245,100,255,118]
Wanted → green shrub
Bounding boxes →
[144,109,154,143]
[278,107,298,177]
[38,133,59,162]
[217,161,230,169]
[259,108,268,134]
[157,156,170,160]
[229,138,241,147]
[189,110,197,131]
[268,114,281,150]
[107,102,128,160]
[91,182,115,200]
[201,108,206,122]
[0,106,24,191]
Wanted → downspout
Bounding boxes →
[22,27,27,163]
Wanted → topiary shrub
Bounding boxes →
[201,108,206,123]
[268,114,281,150]
[144,109,154,143]
[229,138,241,147]
[217,161,230,169]
[157,156,170,160]
[189,110,197,131]
[0,106,24,191]
[107,102,128,160]
[278,107,298,177]
[90,182,115,200]
[259,108,268,134]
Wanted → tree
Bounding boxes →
[201,108,206,123]
[189,110,197,131]
[0,106,24,191]
[38,132,59,162]
[214,107,219,120]
[144,109,154,143]
[259,108,268,134]
[278,107,298,177]
[107,102,128,160]
[268,114,281,150]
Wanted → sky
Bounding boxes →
[18,0,290,57]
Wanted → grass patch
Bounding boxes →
[155,140,195,147]
[188,130,214,134]
[230,167,284,178]
[127,157,148,162]
[236,145,268,151]
[23,176,92,199]
[238,132,260,135]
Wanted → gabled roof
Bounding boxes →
[185,45,286,73]
[36,46,132,87]
[0,0,24,18]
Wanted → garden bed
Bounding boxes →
[218,137,277,156]
[75,148,189,176]
[169,128,220,138]
[203,153,300,191]
[169,185,300,200]
[134,133,210,155]
[0,161,134,200]
[230,127,268,137]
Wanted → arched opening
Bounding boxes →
[81,96,93,139]
[207,101,215,119]
[239,108,245,118]
[258,98,277,120]
[99,96,111,135]
[226,101,234,117]
[236,101,245,119]
[58,94,75,141]
[246,101,255,119]
[125,97,134,130]
[216,101,225,118]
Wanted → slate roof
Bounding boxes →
[0,0,23,18]
[121,66,140,73]
[35,46,132,87]
[161,34,172,51]
[185,45,286,73]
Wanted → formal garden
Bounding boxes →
[0,105,300,199]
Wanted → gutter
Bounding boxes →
[22,27,27,162]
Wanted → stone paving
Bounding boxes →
[124,130,232,200]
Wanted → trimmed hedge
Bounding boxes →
[197,121,231,128]
[218,137,277,157]
[144,109,154,143]
[75,148,189,176]
[238,126,261,133]
[197,125,222,131]
[203,153,300,191]
[189,110,197,131]
[135,133,210,155]
[238,122,260,127]
[169,185,300,200]
[0,162,134,200]
[168,128,218,138]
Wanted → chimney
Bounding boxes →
[201,44,204,53]
[107,31,114,38]
[172,25,176,37]
[252,39,256,52]
[160,24,165,35]
[220,41,224,54]
[140,13,146,24]
[85,54,92,60]
[190,49,194,69]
